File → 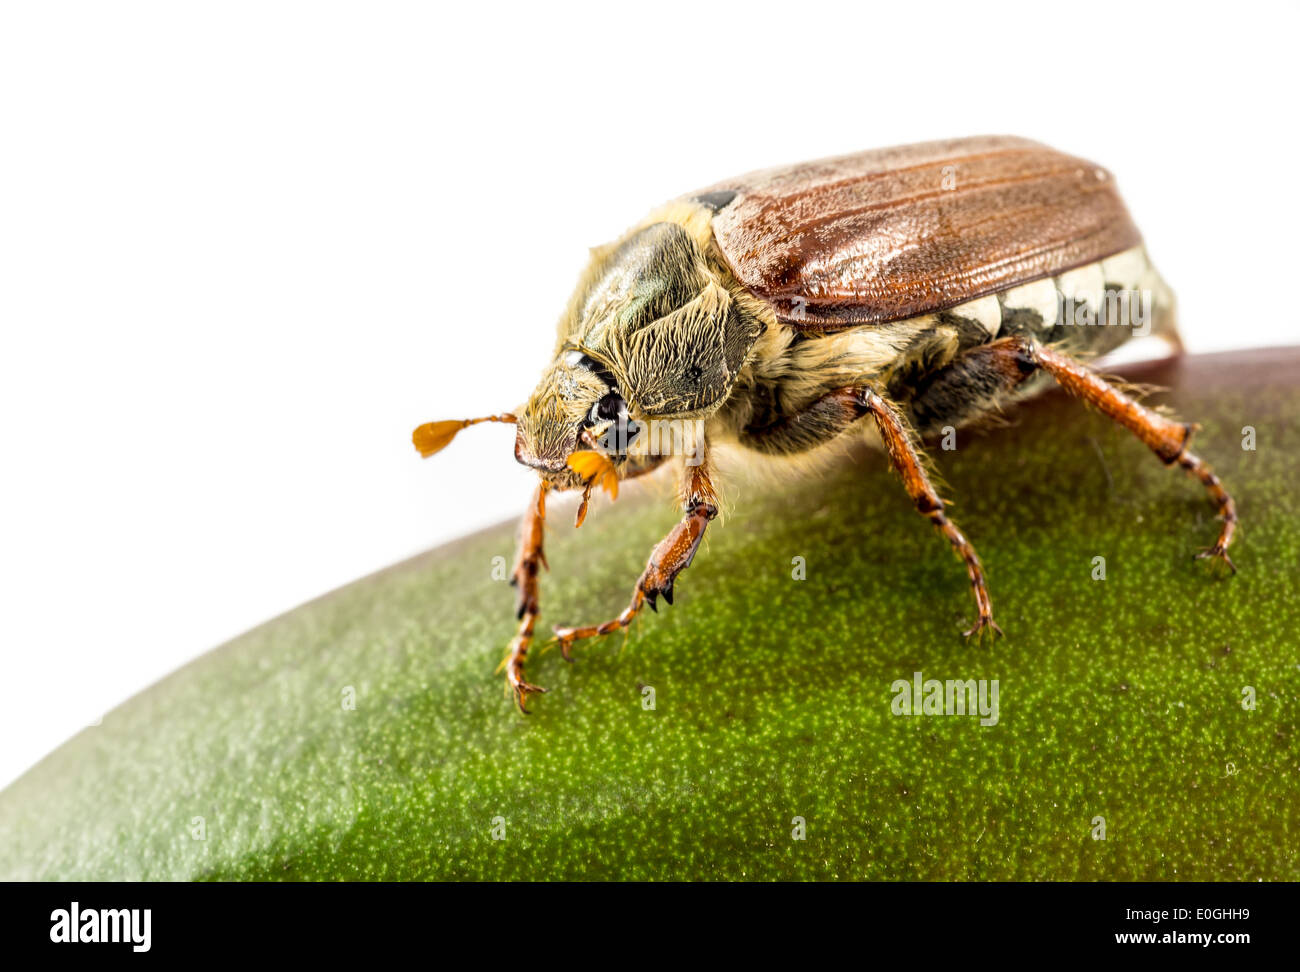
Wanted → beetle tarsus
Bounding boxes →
[499,481,550,713]
[1172,446,1238,571]
[552,588,646,659]
[503,639,548,714]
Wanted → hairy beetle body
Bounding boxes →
[722,241,1177,448]
[413,136,1235,712]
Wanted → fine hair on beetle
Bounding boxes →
[412,135,1237,713]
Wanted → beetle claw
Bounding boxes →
[1194,545,1238,575]
[510,680,547,714]
[962,616,1004,642]
[502,645,548,712]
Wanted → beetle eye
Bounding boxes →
[591,392,625,424]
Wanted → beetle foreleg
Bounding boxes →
[859,389,1003,640]
[499,480,550,712]
[553,456,718,658]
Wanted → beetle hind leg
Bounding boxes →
[908,336,1237,571]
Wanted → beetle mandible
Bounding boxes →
[413,135,1238,712]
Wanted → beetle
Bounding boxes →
[414,135,1238,712]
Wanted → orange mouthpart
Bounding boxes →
[568,450,619,500]
[567,450,619,527]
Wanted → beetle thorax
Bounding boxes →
[513,212,766,486]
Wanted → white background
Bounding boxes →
[1,1,1296,789]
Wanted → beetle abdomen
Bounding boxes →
[944,243,1174,351]
[727,244,1176,450]
[903,245,1177,435]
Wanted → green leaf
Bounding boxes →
[2,350,1297,880]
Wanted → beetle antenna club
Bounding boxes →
[412,413,517,458]
[412,135,1238,713]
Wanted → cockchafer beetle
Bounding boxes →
[414,135,1238,712]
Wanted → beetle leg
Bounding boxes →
[920,337,1238,571]
[553,455,718,658]
[738,385,999,638]
[1026,340,1236,570]
[500,480,550,712]
[859,389,1003,640]
[738,386,872,454]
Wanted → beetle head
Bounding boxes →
[409,347,650,503]
[412,211,752,509]
[514,350,642,490]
